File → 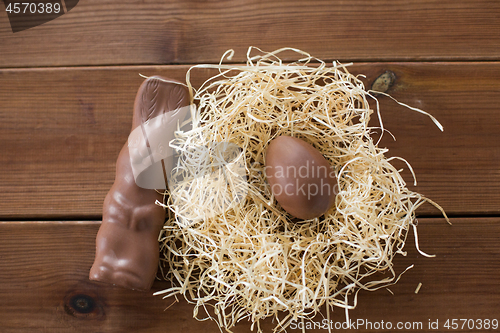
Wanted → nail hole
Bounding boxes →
[69,294,95,314]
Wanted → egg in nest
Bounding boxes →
[265,135,337,220]
[155,47,447,333]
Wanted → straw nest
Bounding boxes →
[154,48,448,332]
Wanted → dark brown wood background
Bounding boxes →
[0,1,499,332]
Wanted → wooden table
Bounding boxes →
[0,1,499,332]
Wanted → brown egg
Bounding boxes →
[265,136,337,220]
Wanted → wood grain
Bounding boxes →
[1,62,499,219]
[0,218,498,332]
[1,0,500,68]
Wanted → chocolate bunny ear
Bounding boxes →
[89,76,189,291]
[129,77,191,190]
[132,76,190,130]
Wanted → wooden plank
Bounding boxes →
[1,62,499,218]
[365,63,500,216]
[1,0,500,68]
[0,218,498,332]
[0,66,198,219]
